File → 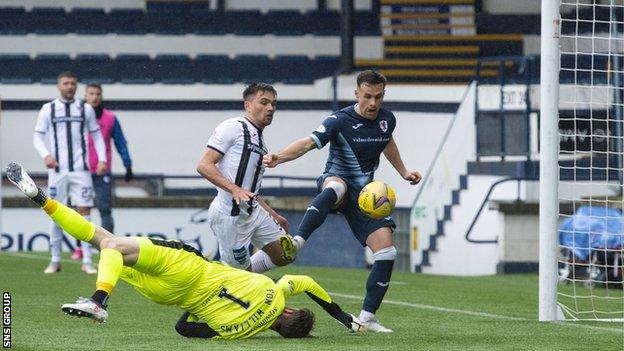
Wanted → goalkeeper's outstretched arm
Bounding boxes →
[175,311,219,338]
[277,275,363,332]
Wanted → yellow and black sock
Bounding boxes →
[94,249,123,303]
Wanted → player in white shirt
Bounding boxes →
[33,71,107,274]
[196,83,297,272]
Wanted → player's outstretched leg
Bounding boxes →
[6,162,113,249]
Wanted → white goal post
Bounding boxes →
[540,0,624,322]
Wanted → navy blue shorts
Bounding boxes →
[317,173,395,246]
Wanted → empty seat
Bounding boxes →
[154,54,196,84]
[109,9,147,34]
[306,10,340,35]
[0,7,27,34]
[265,10,307,35]
[74,54,115,83]
[313,56,341,77]
[28,7,68,34]
[34,54,73,82]
[272,55,312,81]
[69,8,109,34]
[233,55,272,82]
[116,54,154,83]
[0,54,33,81]
[196,54,234,82]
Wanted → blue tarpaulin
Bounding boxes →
[558,206,624,261]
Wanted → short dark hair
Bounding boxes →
[356,70,387,87]
[57,71,78,81]
[276,308,315,338]
[243,82,277,101]
[86,83,102,91]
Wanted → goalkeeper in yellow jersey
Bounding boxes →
[6,162,364,339]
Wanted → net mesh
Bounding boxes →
[557,0,624,321]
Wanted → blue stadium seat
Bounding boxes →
[272,55,312,81]
[191,12,227,35]
[354,10,380,36]
[74,54,115,83]
[313,56,341,77]
[265,10,306,36]
[109,9,147,34]
[34,54,73,82]
[229,10,267,36]
[69,8,109,34]
[154,54,196,84]
[0,7,27,34]
[306,10,340,36]
[29,7,68,34]
[146,12,193,35]
[0,54,33,81]
[146,1,210,13]
[233,55,272,83]
[116,54,154,83]
[195,54,233,83]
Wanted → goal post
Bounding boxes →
[541,0,624,322]
[539,0,561,322]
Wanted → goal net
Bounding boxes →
[543,0,624,321]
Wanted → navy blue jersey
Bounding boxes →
[310,104,396,181]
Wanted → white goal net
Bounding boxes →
[554,0,624,321]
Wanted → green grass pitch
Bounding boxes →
[1,252,622,351]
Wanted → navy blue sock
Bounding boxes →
[295,188,337,240]
[362,259,394,313]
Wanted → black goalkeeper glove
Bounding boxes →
[124,167,134,182]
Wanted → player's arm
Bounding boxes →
[256,195,289,232]
[263,136,316,168]
[382,136,422,185]
[33,104,57,168]
[111,117,134,182]
[277,275,363,332]
[174,311,219,339]
[85,104,107,174]
[196,148,255,204]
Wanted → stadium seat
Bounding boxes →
[29,7,68,35]
[74,54,115,84]
[116,54,154,84]
[0,54,33,81]
[229,10,268,36]
[195,54,234,83]
[272,55,312,81]
[0,7,27,34]
[154,54,196,84]
[265,10,307,36]
[109,9,148,35]
[306,10,340,36]
[34,54,73,82]
[313,56,341,77]
[233,55,272,83]
[69,8,109,34]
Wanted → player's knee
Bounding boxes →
[325,180,346,203]
[99,237,123,252]
[373,246,397,261]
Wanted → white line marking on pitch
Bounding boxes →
[330,292,624,334]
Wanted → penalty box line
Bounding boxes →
[329,292,624,334]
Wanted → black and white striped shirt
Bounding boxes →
[33,98,106,173]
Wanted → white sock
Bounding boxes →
[49,222,63,263]
[359,310,375,322]
[293,236,306,250]
[81,215,93,264]
[250,250,277,273]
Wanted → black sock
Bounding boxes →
[32,188,48,207]
[76,239,81,247]
[362,259,394,313]
[295,188,337,240]
[91,290,109,308]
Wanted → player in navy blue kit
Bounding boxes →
[264,71,421,332]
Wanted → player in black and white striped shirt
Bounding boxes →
[33,71,107,274]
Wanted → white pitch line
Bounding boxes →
[1,251,83,265]
[330,292,624,334]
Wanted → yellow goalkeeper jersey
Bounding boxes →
[120,237,333,340]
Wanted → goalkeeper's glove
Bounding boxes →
[124,167,134,182]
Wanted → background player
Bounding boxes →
[6,162,363,340]
[33,71,107,274]
[197,83,296,273]
[264,70,422,332]
[67,84,134,261]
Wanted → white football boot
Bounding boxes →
[6,162,38,198]
[62,298,108,323]
[361,317,393,333]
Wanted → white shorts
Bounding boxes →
[208,203,286,269]
[47,170,94,207]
